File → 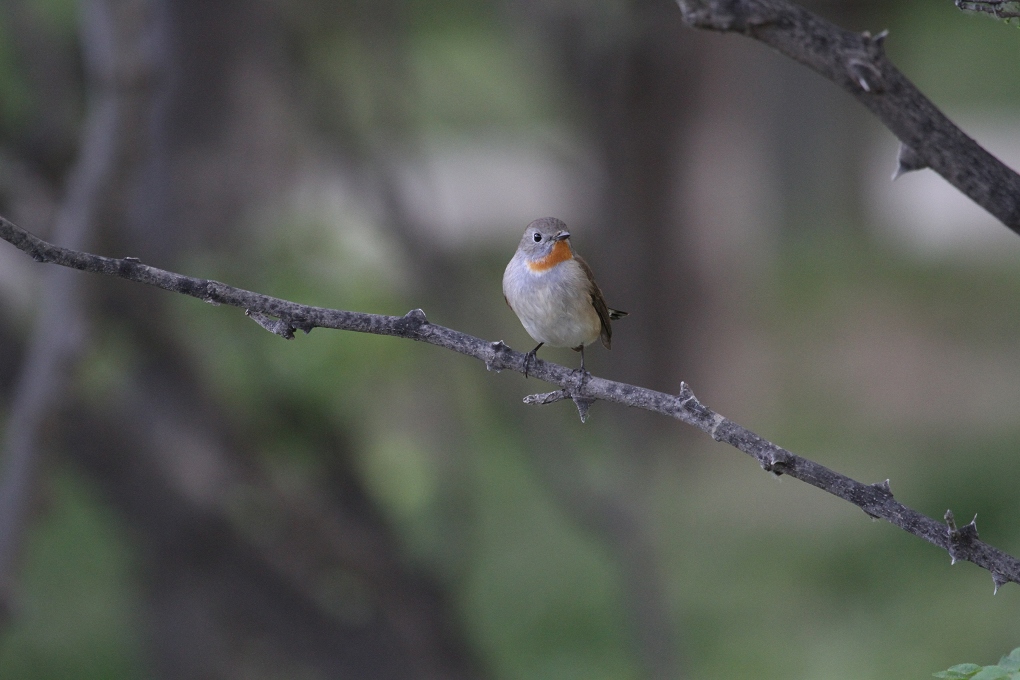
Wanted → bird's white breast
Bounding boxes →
[503,255,601,348]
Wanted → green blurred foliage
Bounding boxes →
[0,22,33,132]
[935,648,1020,679]
[0,471,142,679]
[0,0,78,131]
[884,0,1020,108]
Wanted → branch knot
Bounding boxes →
[759,447,793,475]
[246,310,298,339]
[485,340,512,372]
[523,389,569,406]
[523,382,596,422]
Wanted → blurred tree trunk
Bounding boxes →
[0,0,150,624]
[43,1,480,677]
[768,0,883,244]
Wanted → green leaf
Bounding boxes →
[971,666,1012,680]
[936,665,984,679]
[1000,649,1020,671]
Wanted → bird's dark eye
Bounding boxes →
[533,233,542,242]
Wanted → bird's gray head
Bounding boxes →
[516,217,571,260]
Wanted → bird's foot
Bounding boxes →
[523,349,538,378]
[521,342,544,378]
[573,366,591,390]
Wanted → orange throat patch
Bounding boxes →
[527,240,572,272]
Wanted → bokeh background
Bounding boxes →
[0,0,1017,678]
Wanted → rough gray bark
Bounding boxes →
[956,0,1020,19]
[2,215,1017,593]
[674,0,1020,233]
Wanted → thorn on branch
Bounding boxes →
[396,308,429,338]
[115,256,145,279]
[246,309,297,339]
[870,479,893,496]
[847,57,883,93]
[676,382,716,426]
[861,29,889,55]
[845,30,888,93]
[992,572,1008,595]
[571,394,594,423]
[676,381,701,415]
[403,308,427,323]
[945,510,980,565]
[862,479,893,519]
[892,143,929,180]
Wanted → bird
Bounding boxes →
[503,217,627,377]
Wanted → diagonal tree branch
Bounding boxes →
[1,215,1017,592]
[956,0,1020,19]
[674,0,1020,233]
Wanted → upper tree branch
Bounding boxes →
[675,0,1020,233]
[1,215,1017,592]
[956,0,1020,19]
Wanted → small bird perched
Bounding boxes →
[503,217,627,377]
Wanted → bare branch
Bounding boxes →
[1,216,1017,592]
[674,0,1020,233]
[956,0,1020,19]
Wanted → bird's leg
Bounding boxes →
[576,346,591,388]
[523,342,543,378]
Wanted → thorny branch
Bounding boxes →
[956,0,1020,19]
[674,0,1020,233]
[1,215,1018,592]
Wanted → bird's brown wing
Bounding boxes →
[576,254,615,350]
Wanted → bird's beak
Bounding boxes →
[554,230,570,241]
